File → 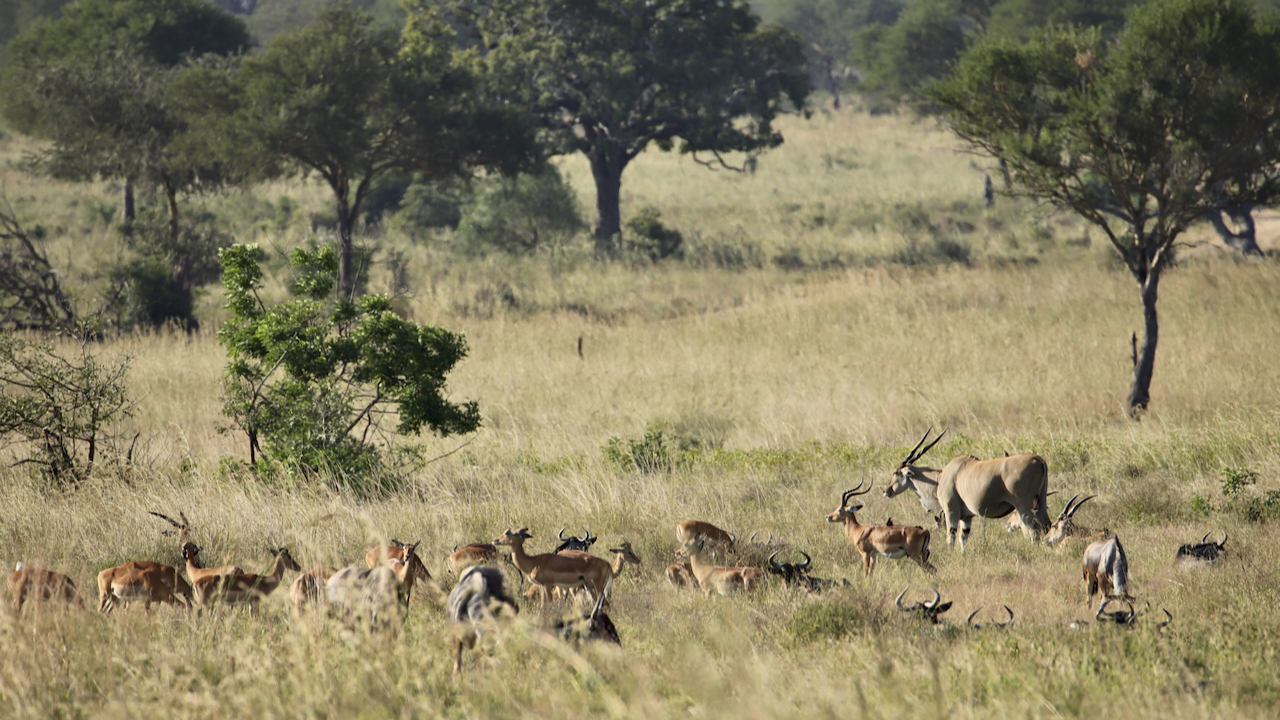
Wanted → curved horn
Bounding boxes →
[583,527,594,542]
[750,531,759,544]
[1058,494,1081,521]
[848,481,873,498]
[1200,531,1211,544]
[925,586,941,609]
[1157,608,1172,631]
[768,551,783,570]
[1125,600,1137,624]
[797,551,811,570]
[558,526,569,541]
[452,544,459,553]
[997,606,1014,628]
[1219,531,1228,548]
[727,532,736,543]
[895,588,910,611]
[841,482,867,506]
[967,607,982,629]
[1068,495,1096,518]
[1097,599,1112,621]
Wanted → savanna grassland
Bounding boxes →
[3,107,1280,719]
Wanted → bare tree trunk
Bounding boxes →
[336,197,355,300]
[1207,205,1263,257]
[589,144,625,257]
[121,178,135,238]
[1126,270,1161,418]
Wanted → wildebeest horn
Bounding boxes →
[1219,531,1228,548]
[895,588,910,611]
[1096,599,1112,621]
[750,531,760,544]
[967,607,983,628]
[797,552,811,570]
[1200,531,1211,544]
[997,606,1014,628]
[1157,608,1172,632]
[558,527,569,541]
[584,527,594,542]
[768,551,783,570]
[925,586,941,609]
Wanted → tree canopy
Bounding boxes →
[931,0,1280,415]
[433,0,811,254]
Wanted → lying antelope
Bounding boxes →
[966,606,1014,629]
[895,587,953,624]
[9,564,83,612]
[826,482,935,577]
[289,566,337,611]
[682,535,766,595]
[328,543,421,628]
[495,528,614,603]
[665,560,695,588]
[365,540,432,606]
[1043,494,1109,548]
[1176,531,1227,566]
[1082,535,1130,609]
[676,520,735,553]
[98,564,186,613]
[449,565,519,673]
[447,543,501,574]
[884,427,1050,551]
[193,548,301,616]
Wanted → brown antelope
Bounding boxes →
[97,564,185,613]
[675,520,735,552]
[327,548,419,629]
[826,482,935,576]
[494,528,615,603]
[1082,535,1130,609]
[119,561,193,606]
[289,566,337,611]
[364,540,432,606]
[682,535,766,595]
[8,564,83,612]
[193,548,301,616]
[665,561,695,588]
[448,565,519,673]
[181,542,243,584]
[524,540,641,602]
[884,428,1050,551]
[1044,494,1109,549]
[1176,531,1227,566]
[447,543,501,574]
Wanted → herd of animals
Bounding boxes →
[6,428,1233,671]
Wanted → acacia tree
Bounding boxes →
[432,0,811,255]
[931,0,1280,417]
[187,5,538,298]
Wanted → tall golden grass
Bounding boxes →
[2,108,1280,718]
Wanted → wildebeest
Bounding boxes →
[966,605,1014,629]
[448,565,519,673]
[884,428,1050,551]
[554,591,621,646]
[1175,531,1227,566]
[895,586,953,624]
[1082,535,1130,609]
[552,527,598,554]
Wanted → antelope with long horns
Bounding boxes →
[826,481,935,577]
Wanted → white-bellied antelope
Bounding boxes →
[681,534,765,595]
[448,565,518,673]
[97,564,186,613]
[181,542,244,585]
[826,482,935,577]
[1082,535,1130,609]
[675,520,735,553]
[494,528,614,603]
[193,547,301,616]
[365,540,432,606]
[9,564,83,612]
[447,543,501,574]
[884,428,1050,551]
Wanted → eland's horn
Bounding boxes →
[1070,495,1096,517]
[895,588,910,611]
[914,428,947,463]
[903,426,935,464]
[997,606,1014,628]
[1058,494,1081,520]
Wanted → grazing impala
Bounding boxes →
[447,543,501,574]
[9,564,83,612]
[495,528,614,602]
[365,540,432,606]
[884,428,1050,551]
[1082,535,1130,609]
[665,560,695,588]
[682,535,766,595]
[193,548,301,616]
[98,564,186,613]
[827,482,935,576]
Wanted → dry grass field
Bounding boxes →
[3,108,1280,719]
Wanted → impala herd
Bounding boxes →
[7,428,1226,669]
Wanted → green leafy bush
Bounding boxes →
[454,167,583,255]
[624,206,683,262]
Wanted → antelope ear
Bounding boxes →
[935,601,953,613]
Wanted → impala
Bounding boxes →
[495,528,614,602]
[181,542,243,584]
[289,566,337,610]
[98,564,186,613]
[447,543,500,574]
[675,520,735,553]
[826,482,935,576]
[9,564,83,612]
[193,548,301,616]
[1082,535,1130,609]
[365,540,432,606]
[682,534,766,595]
[119,561,193,606]
[1176,531,1227,566]
[665,560,695,588]
[884,428,1050,551]
[448,565,519,673]
[328,542,421,627]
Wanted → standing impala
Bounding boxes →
[827,481,935,576]
[193,548,301,616]
[365,540,432,607]
[494,528,614,602]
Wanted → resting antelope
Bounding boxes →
[826,482,935,576]
[448,565,519,673]
[328,542,421,628]
[665,560,695,588]
[1043,494,1110,549]
[884,428,1050,551]
[9,564,83,612]
[365,540,432,606]
[1176,531,1227,566]
[98,564,186,613]
[766,551,844,593]
[682,534,766,595]
[1082,535,1130,609]
[447,543,501,574]
[676,520,735,553]
[290,566,337,611]
[495,528,614,603]
[193,548,301,616]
